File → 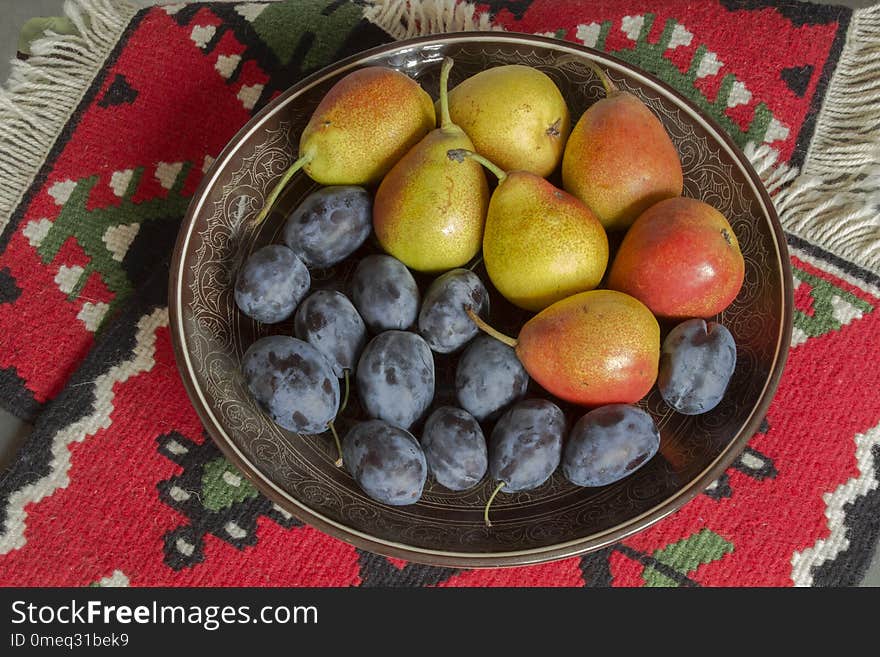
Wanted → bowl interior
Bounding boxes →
[170,34,790,567]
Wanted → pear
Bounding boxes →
[255,66,435,224]
[562,62,683,232]
[372,58,489,272]
[446,64,571,177]
[468,290,660,407]
[448,149,608,312]
[607,197,745,318]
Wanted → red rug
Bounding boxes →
[0,0,878,586]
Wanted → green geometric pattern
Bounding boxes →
[157,431,302,571]
[36,164,192,327]
[589,14,775,148]
[201,457,260,512]
[250,0,365,70]
[792,267,873,340]
[643,529,734,587]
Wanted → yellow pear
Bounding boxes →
[255,66,435,224]
[373,58,489,272]
[446,64,571,177]
[448,150,608,311]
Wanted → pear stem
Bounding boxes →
[467,255,483,272]
[439,56,454,130]
[447,148,507,183]
[484,481,506,528]
[339,369,351,415]
[466,308,517,348]
[254,152,314,225]
[328,420,343,468]
[584,59,618,97]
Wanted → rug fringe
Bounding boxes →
[766,5,880,276]
[0,0,137,234]
[362,0,500,40]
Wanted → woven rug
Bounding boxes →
[0,0,878,587]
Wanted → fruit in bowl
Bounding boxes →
[562,62,684,232]
[171,35,791,567]
[445,63,572,178]
[254,66,436,224]
[450,148,608,312]
[468,290,660,407]
[235,55,745,506]
[228,52,749,519]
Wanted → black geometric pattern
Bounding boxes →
[0,368,40,423]
[97,73,139,108]
[782,64,815,98]
[167,3,393,116]
[812,444,880,587]
[478,0,533,21]
[719,1,850,26]
[580,544,704,587]
[579,546,614,587]
[0,267,21,304]
[157,431,301,571]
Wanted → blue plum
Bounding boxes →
[351,254,420,333]
[483,398,565,526]
[293,290,366,378]
[455,336,529,421]
[282,186,372,269]
[343,420,427,506]
[421,406,487,491]
[417,268,489,354]
[234,244,310,324]
[563,404,660,487]
[489,399,565,492]
[241,335,339,434]
[658,318,736,415]
[356,330,434,430]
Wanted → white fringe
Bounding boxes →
[770,5,880,275]
[366,1,880,275]
[362,0,500,40]
[0,0,137,234]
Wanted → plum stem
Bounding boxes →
[584,59,618,97]
[254,151,314,225]
[339,369,351,415]
[328,420,343,468]
[439,56,455,130]
[447,148,507,183]
[466,308,517,348]
[484,481,506,528]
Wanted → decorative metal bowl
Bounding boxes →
[169,33,792,568]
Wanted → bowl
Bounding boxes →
[169,33,793,568]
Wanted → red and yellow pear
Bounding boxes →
[562,62,683,231]
[255,66,436,224]
[607,196,745,318]
[468,290,660,406]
